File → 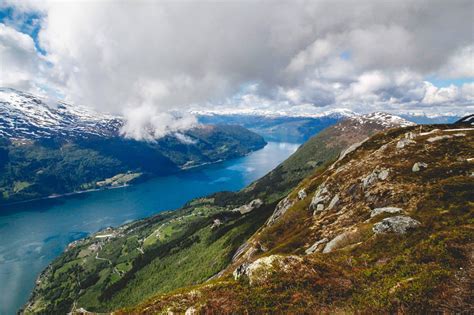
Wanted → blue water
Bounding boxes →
[0,141,300,315]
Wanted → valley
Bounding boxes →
[0,141,299,315]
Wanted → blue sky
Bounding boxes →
[0,6,45,54]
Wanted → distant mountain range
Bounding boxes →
[0,88,266,205]
[196,109,459,142]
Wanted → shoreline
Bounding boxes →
[0,144,268,209]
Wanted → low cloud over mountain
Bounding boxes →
[1,0,473,139]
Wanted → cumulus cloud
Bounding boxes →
[1,0,473,138]
[0,23,42,92]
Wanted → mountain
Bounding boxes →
[0,88,122,140]
[400,113,462,124]
[128,120,473,314]
[23,113,416,313]
[197,110,463,143]
[196,109,355,143]
[455,114,474,126]
[0,88,266,205]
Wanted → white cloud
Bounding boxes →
[1,0,473,137]
[437,45,474,79]
[0,23,41,91]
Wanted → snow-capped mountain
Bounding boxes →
[0,88,122,140]
[349,112,415,128]
[191,107,357,119]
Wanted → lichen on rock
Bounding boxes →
[372,215,420,234]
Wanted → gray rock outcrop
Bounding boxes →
[232,199,263,214]
[373,216,421,234]
[233,255,303,285]
[362,168,390,188]
[298,189,307,200]
[370,207,403,217]
[310,184,330,213]
[305,238,328,254]
[267,197,294,226]
[323,230,354,253]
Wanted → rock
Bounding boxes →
[305,238,328,254]
[372,216,421,234]
[266,197,294,226]
[370,207,403,217]
[378,169,389,180]
[404,131,415,140]
[326,194,340,211]
[362,168,390,188]
[211,218,222,229]
[323,230,355,253]
[396,138,416,149]
[335,138,369,165]
[232,241,254,262]
[426,133,464,143]
[412,162,428,172]
[310,184,330,211]
[298,189,307,200]
[233,262,250,280]
[233,255,303,285]
[313,203,325,215]
[232,199,263,214]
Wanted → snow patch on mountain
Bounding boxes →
[0,88,122,140]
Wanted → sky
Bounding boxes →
[0,0,473,139]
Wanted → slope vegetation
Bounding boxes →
[128,123,473,314]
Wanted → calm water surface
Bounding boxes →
[0,141,300,314]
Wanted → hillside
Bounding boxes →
[23,113,413,314]
[125,122,474,314]
[0,89,266,205]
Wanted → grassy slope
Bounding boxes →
[129,125,473,314]
[24,118,392,314]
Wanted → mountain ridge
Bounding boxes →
[123,121,474,314]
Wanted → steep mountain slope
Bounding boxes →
[128,123,473,314]
[0,89,266,205]
[23,113,413,313]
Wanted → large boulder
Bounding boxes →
[298,189,307,200]
[370,206,403,217]
[310,184,330,213]
[232,199,263,214]
[305,238,328,254]
[266,197,294,226]
[373,216,421,234]
[233,255,303,285]
[323,229,358,253]
[362,168,390,188]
